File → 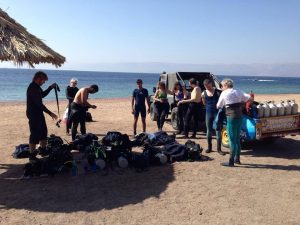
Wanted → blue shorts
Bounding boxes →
[134,105,146,118]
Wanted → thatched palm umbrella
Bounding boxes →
[0,8,65,67]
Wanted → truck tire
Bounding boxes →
[150,103,157,121]
[171,107,179,130]
[221,128,230,148]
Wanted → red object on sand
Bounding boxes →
[246,90,254,113]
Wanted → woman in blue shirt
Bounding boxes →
[202,79,225,155]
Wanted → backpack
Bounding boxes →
[24,144,73,177]
[12,144,30,159]
[185,140,202,161]
[149,131,176,146]
[47,135,64,149]
[143,145,167,166]
[131,133,149,147]
[162,143,188,162]
[130,152,150,172]
[73,133,98,152]
[102,132,130,148]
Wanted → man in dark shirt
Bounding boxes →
[132,79,150,135]
[26,71,57,158]
[65,78,79,134]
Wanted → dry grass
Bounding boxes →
[0,8,65,67]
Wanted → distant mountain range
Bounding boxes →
[1,62,300,76]
[63,62,300,77]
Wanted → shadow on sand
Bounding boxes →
[237,137,300,171]
[241,137,300,160]
[0,163,174,212]
[239,163,300,171]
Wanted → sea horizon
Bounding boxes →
[1,68,300,102]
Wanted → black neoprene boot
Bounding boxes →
[221,156,234,167]
[205,137,212,153]
[217,139,225,156]
[29,152,38,163]
[234,155,241,164]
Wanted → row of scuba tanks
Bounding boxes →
[256,100,298,118]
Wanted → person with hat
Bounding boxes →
[132,79,150,136]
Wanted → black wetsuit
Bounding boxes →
[69,102,87,141]
[26,82,53,144]
[132,88,148,118]
[65,86,79,132]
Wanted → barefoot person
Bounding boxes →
[217,79,252,167]
[132,79,150,135]
[65,78,79,134]
[178,78,202,138]
[69,84,99,141]
[26,71,58,160]
[202,79,225,155]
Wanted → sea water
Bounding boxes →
[0,68,299,102]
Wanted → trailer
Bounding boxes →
[221,113,300,147]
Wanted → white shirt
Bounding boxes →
[217,88,250,109]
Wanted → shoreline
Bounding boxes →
[0,93,299,105]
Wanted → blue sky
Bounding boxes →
[0,0,299,71]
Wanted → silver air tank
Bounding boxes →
[276,101,285,116]
[263,102,270,117]
[290,100,298,115]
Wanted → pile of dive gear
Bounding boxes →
[13,131,205,178]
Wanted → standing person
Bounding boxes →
[172,82,187,134]
[178,78,202,138]
[216,79,252,167]
[202,79,225,155]
[69,84,99,141]
[132,79,150,136]
[65,78,79,134]
[26,71,58,160]
[153,82,170,131]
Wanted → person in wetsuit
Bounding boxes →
[69,84,99,141]
[153,81,170,131]
[201,79,225,155]
[171,82,187,134]
[26,71,58,159]
[132,79,150,136]
[178,78,202,138]
[65,78,79,134]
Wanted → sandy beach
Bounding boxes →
[0,94,299,225]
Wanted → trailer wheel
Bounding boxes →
[150,103,157,121]
[221,128,230,148]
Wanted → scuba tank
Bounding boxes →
[95,159,106,170]
[257,103,264,118]
[290,100,298,114]
[263,102,270,117]
[268,101,277,117]
[117,156,129,168]
[155,153,168,165]
[276,101,285,116]
[283,100,292,115]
